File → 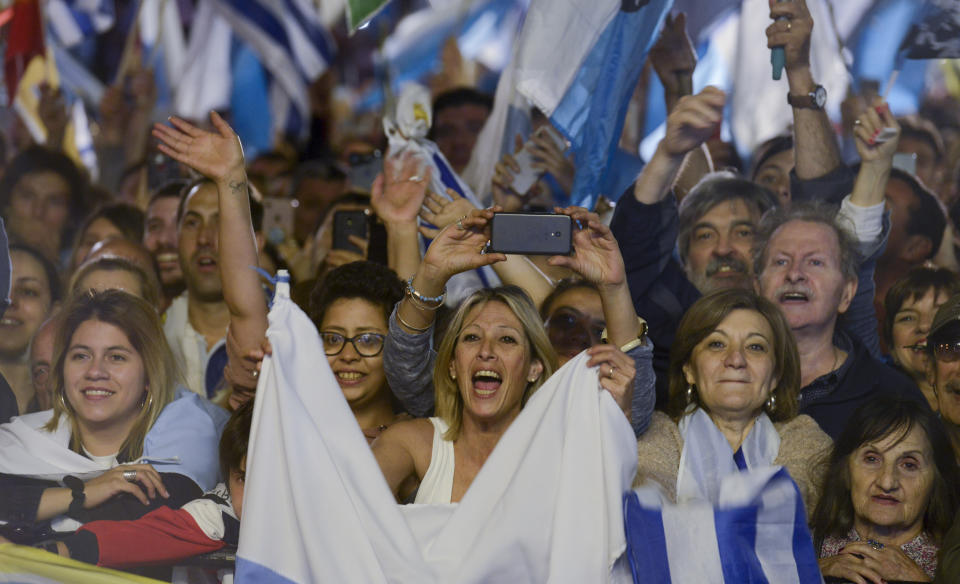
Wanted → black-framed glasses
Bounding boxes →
[934,341,960,363]
[320,332,386,357]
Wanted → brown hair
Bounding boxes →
[433,286,558,441]
[667,288,800,422]
[883,266,960,350]
[44,289,180,461]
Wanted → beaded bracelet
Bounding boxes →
[405,277,445,310]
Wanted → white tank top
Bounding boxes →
[413,417,455,504]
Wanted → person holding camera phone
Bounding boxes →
[381,200,655,437]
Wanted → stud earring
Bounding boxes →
[686,384,695,404]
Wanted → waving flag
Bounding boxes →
[514,0,672,208]
[623,467,822,584]
[900,0,960,59]
[236,279,637,583]
[46,0,116,48]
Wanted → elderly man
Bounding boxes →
[926,294,960,460]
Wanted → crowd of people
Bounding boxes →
[1,0,960,582]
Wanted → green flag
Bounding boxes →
[347,0,389,32]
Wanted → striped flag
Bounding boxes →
[235,280,638,583]
[208,0,336,140]
[623,467,823,584]
[515,0,672,208]
[46,0,116,48]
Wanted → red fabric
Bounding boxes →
[4,0,44,102]
[79,506,225,568]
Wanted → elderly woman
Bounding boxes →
[811,397,960,583]
[883,267,960,410]
[634,288,832,511]
[0,290,226,537]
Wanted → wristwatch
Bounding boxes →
[787,85,826,110]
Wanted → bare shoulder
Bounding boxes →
[377,417,434,453]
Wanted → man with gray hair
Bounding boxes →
[612,88,779,406]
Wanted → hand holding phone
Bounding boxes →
[489,213,572,255]
[333,210,370,254]
[508,126,570,196]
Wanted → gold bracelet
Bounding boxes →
[396,309,432,333]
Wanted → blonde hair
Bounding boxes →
[433,286,558,441]
[44,289,180,461]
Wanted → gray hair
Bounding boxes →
[752,201,859,282]
[677,171,779,263]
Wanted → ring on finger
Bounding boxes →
[407,175,424,183]
[608,366,616,377]
[456,216,467,230]
[854,119,862,126]
[786,21,792,31]
[122,469,137,482]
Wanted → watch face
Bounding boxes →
[814,86,827,108]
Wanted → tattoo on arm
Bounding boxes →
[228,180,248,199]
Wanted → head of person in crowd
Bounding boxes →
[878,168,945,280]
[753,202,858,339]
[540,278,605,365]
[309,261,404,432]
[177,178,225,303]
[668,288,800,427]
[428,87,493,174]
[677,171,779,294]
[29,315,60,412]
[219,397,254,519]
[897,115,946,198]
[247,149,297,199]
[750,134,793,206]
[434,286,558,441]
[0,145,87,261]
[144,181,189,299]
[883,267,960,408]
[85,237,160,281]
[1,244,61,364]
[44,289,179,460]
[70,256,163,311]
[68,203,146,273]
[926,294,960,451]
[811,397,959,581]
[289,159,347,245]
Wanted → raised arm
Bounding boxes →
[153,112,267,391]
[766,0,841,180]
[849,100,899,208]
[370,152,432,280]
[633,87,725,205]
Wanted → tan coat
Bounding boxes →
[634,411,832,516]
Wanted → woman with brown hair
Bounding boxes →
[634,288,832,512]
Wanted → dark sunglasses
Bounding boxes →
[544,308,605,356]
[933,341,960,363]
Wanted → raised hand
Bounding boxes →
[372,151,431,225]
[548,207,626,289]
[152,112,244,182]
[419,208,506,285]
[491,134,535,211]
[853,99,900,165]
[529,127,574,195]
[661,87,725,158]
[38,84,68,148]
[420,187,478,232]
[650,12,697,100]
[766,0,813,73]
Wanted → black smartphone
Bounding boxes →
[489,213,572,255]
[333,210,369,254]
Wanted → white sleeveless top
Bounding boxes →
[413,417,456,504]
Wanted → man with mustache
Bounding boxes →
[926,295,960,461]
[163,179,232,399]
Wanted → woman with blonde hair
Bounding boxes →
[0,289,226,539]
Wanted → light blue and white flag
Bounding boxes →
[236,279,638,583]
[514,0,672,209]
[46,0,115,48]
[208,0,336,140]
[623,466,823,584]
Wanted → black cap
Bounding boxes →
[929,293,960,344]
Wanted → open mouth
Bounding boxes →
[336,371,366,385]
[0,317,22,327]
[903,341,928,353]
[196,256,218,272]
[81,388,115,399]
[156,252,179,266]
[472,370,502,397]
[779,291,809,303]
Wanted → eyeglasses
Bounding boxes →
[544,308,605,356]
[933,341,960,362]
[320,332,386,357]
